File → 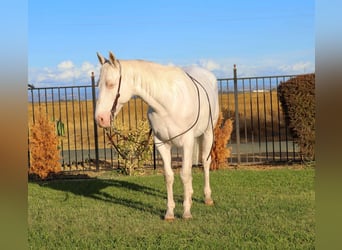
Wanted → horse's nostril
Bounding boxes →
[96,115,104,124]
[96,115,110,127]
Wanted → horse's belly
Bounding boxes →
[147,107,211,146]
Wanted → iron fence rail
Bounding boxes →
[28,70,303,171]
[217,73,300,164]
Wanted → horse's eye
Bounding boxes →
[106,81,115,89]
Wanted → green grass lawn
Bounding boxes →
[28,168,315,249]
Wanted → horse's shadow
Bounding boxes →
[37,175,202,219]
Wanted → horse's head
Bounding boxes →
[95,51,131,128]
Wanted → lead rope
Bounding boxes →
[104,62,214,161]
[110,60,122,122]
[105,60,153,160]
[154,73,201,146]
[104,60,125,158]
[105,127,152,160]
[186,73,215,161]
[155,72,215,161]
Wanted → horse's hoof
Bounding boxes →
[182,212,193,220]
[164,214,175,221]
[205,198,214,206]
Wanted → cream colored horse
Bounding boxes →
[95,52,219,220]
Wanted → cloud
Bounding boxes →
[57,60,74,70]
[29,57,315,87]
[278,61,314,74]
[29,61,99,87]
[193,58,315,78]
[81,61,96,77]
[197,59,221,71]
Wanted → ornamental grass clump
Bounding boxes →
[29,111,61,179]
[210,112,233,170]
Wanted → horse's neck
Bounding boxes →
[122,60,181,114]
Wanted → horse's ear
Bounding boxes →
[109,51,119,67]
[97,52,106,65]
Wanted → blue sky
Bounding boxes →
[29,0,314,86]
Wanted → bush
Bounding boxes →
[108,120,153,175]
[29,111,61,179]
[210,112,233,170]
[277,74,315,161]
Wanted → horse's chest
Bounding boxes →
[147,108,189,142]
[148,111,172,139]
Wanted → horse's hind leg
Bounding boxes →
[201,131,214,205]
[155,139,175,220]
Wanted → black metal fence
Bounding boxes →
[28,68,303,171]
[218,67,300,164]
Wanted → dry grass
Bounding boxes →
[219,91,289,142]
[27,91,289,150]
[27,98,149,151]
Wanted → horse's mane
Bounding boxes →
[121,60,187,100]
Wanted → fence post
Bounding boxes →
[153,144,156,170]
[91,72,100,171]
[233,65,241,165]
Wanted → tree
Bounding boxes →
[29,110,61,179]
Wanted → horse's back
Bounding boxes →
[182,66,218,91]
[183,65,219,118]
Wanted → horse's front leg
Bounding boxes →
[181,136,194,219]
[155,139,175,220]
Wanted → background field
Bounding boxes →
[28,91,288,150]
[28,168,314,249]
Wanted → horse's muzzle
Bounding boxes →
[95,113,111,128]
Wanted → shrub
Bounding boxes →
[29,110,61,179]
[210,112,233,170]
[108,120,153,175]
[277,74,315,161]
